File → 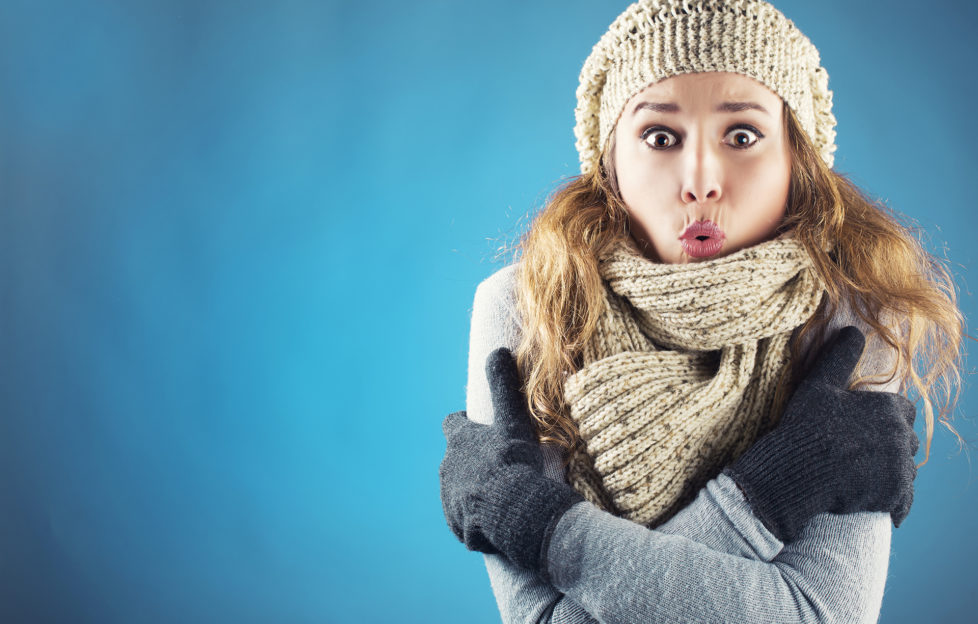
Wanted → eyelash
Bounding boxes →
[640,124,765,151]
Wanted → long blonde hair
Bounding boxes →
[512,101,965,466]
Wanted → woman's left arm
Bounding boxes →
[546,497,891,623]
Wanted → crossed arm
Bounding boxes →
[463,265,895,624]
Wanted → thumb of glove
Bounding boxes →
[803,325,866,390]
[486,347,537,443]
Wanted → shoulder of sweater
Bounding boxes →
[472,262,521,328]
[474,262,518,300]
[825,294,869,334]
[804,293,904,393]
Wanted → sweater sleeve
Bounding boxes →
[464,264,894,624]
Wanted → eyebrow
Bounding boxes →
[632,101,771,116]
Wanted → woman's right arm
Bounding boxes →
[464,264,897,624]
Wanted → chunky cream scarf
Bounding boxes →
[564,236,825,527]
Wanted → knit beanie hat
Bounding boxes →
[574,0,837,174]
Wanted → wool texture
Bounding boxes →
[563,235,824,527]
[574,0,837,174]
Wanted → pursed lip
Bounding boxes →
[679,220,726,258]
[679,220,726,241]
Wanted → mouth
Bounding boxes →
[679,220,726,258]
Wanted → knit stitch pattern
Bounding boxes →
[574,0,837,173]
[563,236,824,527]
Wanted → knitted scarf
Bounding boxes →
[563,236,824,528]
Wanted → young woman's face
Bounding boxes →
[612,72,792,264]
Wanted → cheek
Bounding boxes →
[613,157,682,259]
[739,155,791,234]
[616,161,671,229]
[615,140,669,208]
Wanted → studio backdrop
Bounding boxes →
[1,1,975,622]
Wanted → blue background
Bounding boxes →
[1,1,975,622]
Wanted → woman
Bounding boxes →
[439,1,963,622]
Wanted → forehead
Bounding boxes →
[625,72,783,113]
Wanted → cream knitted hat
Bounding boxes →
[574,0,837,174]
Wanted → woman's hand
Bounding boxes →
[439,348,584,577]
[723,326,919,542]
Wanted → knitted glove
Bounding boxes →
[439,347,584,574]
[723,326,919,542]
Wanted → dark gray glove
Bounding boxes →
[723,325,919,542]
[439,347,584,574]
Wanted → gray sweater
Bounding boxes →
[465,263,901,624]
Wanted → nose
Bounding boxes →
[680,139,722,204]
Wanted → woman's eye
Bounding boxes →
[642,128,679,150]
[725,127,761,149]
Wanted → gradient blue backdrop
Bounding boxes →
[1,1,975,622]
